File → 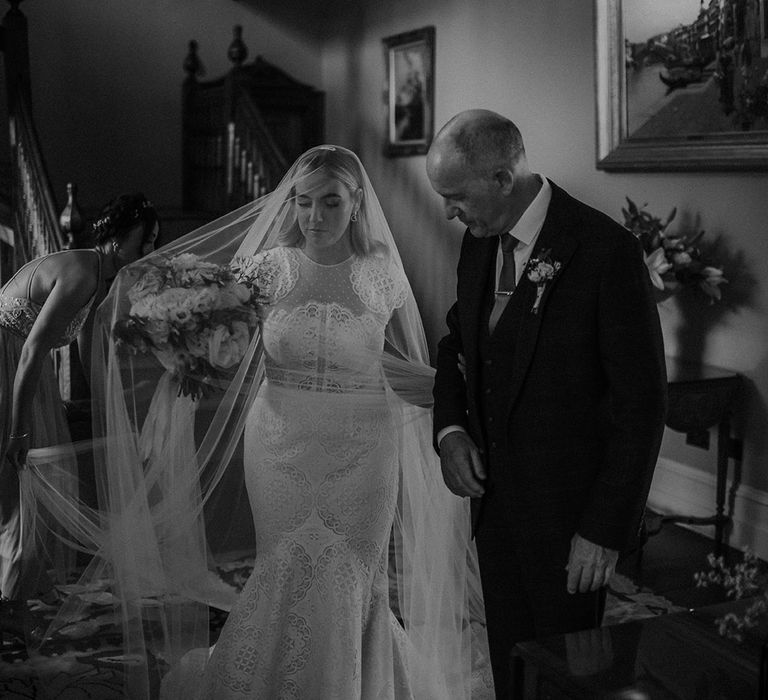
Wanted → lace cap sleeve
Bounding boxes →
[352,250,409,317]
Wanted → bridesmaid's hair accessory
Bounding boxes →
[92,193,159,244]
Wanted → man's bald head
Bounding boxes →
[428,109,527,177]
[426,110,540,238]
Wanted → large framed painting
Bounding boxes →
[383,26,435,157]
[595,0,768,171]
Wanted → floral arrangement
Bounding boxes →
[112,253,264,400]
[695,548,768,642]
[622,198,727,303]
[526,249,562,315]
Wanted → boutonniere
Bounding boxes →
[525,248,562,315]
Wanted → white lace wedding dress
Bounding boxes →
[200,246,415,698]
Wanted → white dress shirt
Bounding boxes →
[494,175,551,289]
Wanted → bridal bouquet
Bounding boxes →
[113,253,264,399]
[622,197,727,304]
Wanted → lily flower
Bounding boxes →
[644,247,672,290]
[699,266,728,302]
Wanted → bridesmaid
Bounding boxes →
[0,192,158,642]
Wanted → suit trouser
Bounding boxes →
[475,526,606,700]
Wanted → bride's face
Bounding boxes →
[295,171,361,259]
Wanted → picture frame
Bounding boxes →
[383,26,435,157]
[595,0,768,172]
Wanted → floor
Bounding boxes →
[616,511,748,610]
[0,516,760,698]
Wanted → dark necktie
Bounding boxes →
[497,233,518,294]
[489,233,517,333]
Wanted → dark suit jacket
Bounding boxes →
[433,181,667,552]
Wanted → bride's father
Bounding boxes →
[427,109,667,698]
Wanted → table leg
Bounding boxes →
[509,650,525,699]
[714,416,731,556]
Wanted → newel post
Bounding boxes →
[59,182,85,248]
[224,26,249,207]
[182,39,204,210]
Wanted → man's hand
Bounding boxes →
[566,533,618,594]
[5,434,29,472]
[438,431,486,498]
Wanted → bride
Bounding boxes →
[35,146,492,699]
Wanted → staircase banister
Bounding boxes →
[12,90,65,252]
[235,88,289,174]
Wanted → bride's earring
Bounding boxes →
[351,211,358,222]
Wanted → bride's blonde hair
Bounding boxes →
[279,146,381,257]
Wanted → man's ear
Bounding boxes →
[493,168,515,195]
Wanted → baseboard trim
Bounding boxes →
[647,457,768,561]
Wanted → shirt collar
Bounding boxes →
[507,175,551,247]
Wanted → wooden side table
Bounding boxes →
[661,357,742,555]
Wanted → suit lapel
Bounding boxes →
[458,234,495,386]
[498,183,579,420]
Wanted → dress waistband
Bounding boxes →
[264,366,385,395]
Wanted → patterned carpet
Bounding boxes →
[0,564,684,699]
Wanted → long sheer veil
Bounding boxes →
[25,145,491,698]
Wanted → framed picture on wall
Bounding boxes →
[383,26,435,157]
[595,0,768,171]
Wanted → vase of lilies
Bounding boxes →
[622,198,727,305]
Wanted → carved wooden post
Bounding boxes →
[225,25,248,209]
[59,182,85,248]
[182,39,203,211]
[228,25,248,68]
[58,181,90,403]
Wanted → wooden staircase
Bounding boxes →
[182,24,324,217]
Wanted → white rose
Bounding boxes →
[208,321,251,368]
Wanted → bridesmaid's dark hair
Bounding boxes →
[92,192,160,245]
